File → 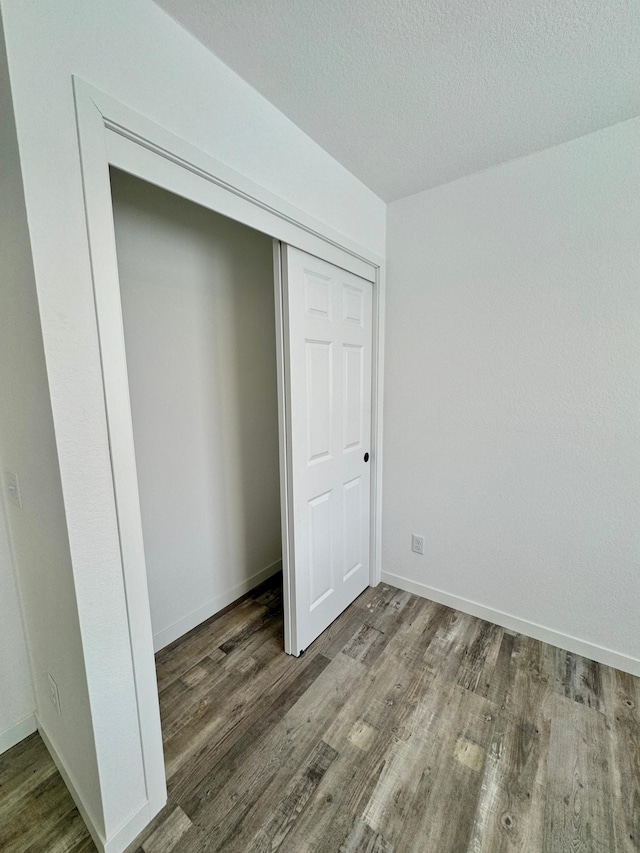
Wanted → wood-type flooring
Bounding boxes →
[1,579,638,852]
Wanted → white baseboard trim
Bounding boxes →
[37,717,107,852]
[102,800,154,853]
[0,713,37,755]
[381,571,640,678]
[153,560,282,652]
[37,717,162,853]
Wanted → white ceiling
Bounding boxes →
[154,0,640,202]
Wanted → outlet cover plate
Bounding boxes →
[4,470,22,509]
[412,534,425,555]
[48,673,61,715]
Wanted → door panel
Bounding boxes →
[283,245,372,653]
[343,344,364,451]
[343,475,364,579]
[306,340,333,463]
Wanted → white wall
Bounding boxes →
[384,117,640,672]
[0,499,35,754]
[0,24,35,748]
[0,0,385,848]
[111,171,281,651]
[0,8,101,821]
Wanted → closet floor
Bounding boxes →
[1,577,638,852]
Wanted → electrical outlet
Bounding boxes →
[48,673,61,715]
[412,534,425,555]
[4,470,22,509]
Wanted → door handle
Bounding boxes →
[364,452,369,463]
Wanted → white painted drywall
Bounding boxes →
[384,117,640,668]
[0,34,37,750]
[0,9,103,828]
[0,498,35,754]
[111,170,281,651]
[0,0,385,846]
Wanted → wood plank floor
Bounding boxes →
[1,579,638,852]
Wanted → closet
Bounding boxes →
[110,169,282,651]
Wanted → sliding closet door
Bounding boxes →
[281,245,372,654]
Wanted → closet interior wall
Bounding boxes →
[111,169,281,651]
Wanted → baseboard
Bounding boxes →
[381,570,640,677]
[37,717,107,852]
[153,560,282,652]
[0,713,37,755]
[37,716,162,853]
[102,800,154,853]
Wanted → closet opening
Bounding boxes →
[71,81,382,839]
[110,166,284,660]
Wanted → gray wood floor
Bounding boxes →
[1,579,638,852]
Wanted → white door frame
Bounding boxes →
[73,77,385,815]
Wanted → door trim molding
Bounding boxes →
[73,76,385,840]
[272,242,296,654]
[103,113,380,270]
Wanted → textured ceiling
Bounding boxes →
[154,0,640,201]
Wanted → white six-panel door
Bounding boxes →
[282,245,372,654]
